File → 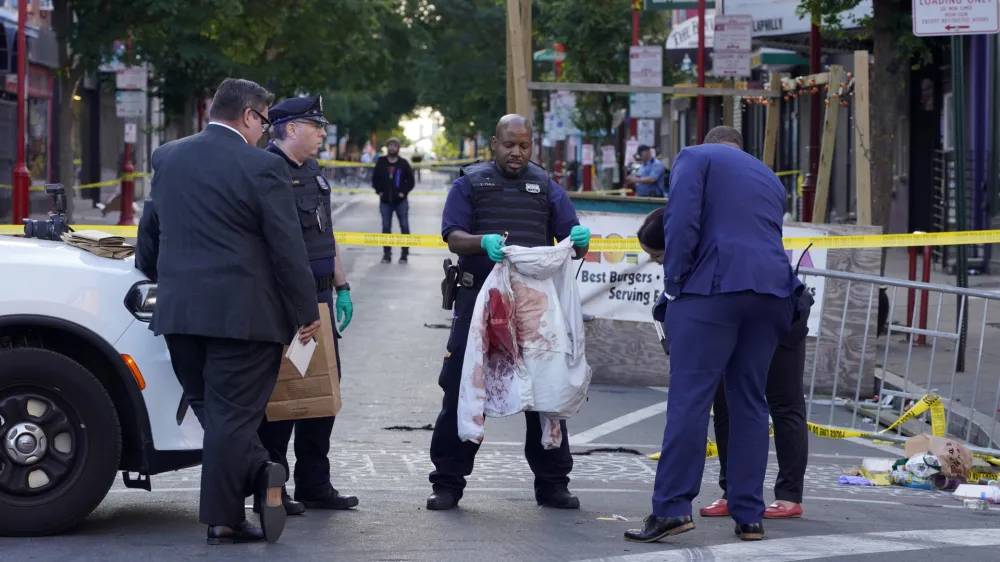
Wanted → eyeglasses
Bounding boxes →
[247,108,272,133]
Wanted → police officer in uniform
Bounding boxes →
[255,95,360,515]
[427,114,592,511]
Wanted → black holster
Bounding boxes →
[442,258,460,310]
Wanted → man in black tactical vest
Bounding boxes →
[427,114,593,511]
[255,95,360,515]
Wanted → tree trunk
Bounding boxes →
[870,0,908,274]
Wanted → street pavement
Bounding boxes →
[9,186,1000,561]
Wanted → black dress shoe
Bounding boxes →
[254,488,305,516]
[537,489,581,509]
[624,515,695,543]
[399,255,408,264]
[295,486,359,510]
[734,521,764,541]
[426,490,460,511]
[381,255,392,264]
[207,520,265,545]
[257,462,288,543]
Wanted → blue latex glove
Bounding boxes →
[481,234,506,263]
[335,290,353,332]
[569,225,591,247]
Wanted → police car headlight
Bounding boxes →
[125,281,157,322]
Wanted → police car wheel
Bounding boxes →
[0,348,122,537]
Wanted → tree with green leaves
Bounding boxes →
[408,0,508,146]
[536,1,671,142]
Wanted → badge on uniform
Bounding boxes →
[526,183,541,194]
[316,175,330,192]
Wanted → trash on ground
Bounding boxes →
[890,470,934,490]
[904,434,973,479]
[861,458,896,486]
[904,453,942,479]
[954,483,1000,503]
[612,514,628,521]
[839,475,875,486]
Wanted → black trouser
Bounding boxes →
[713,329,808,504]
[257,286,343,496]
[165,334,282,527]
[428,288,574,499]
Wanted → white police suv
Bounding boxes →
[0,233,203,536]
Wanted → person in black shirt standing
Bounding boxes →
[372,137,415,263]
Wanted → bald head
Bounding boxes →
[704,126,743,149]
[492,114,534,176]
[496,114,533,137]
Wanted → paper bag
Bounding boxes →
[903,434,973,478]
[266,304,342,421]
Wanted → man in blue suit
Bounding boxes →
[625,126,800,543]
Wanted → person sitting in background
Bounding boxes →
[636,206,813,523]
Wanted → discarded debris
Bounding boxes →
[424,323,451,329]
[573,447,642,456]
[384,424,435,431]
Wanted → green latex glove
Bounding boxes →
[335,290,353,332]
[569,225,591,247]
[481,234,506,263]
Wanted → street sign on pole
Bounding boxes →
[629,46,664,119]
[713,14,752,78]
[115,91,147,118]
[116,66,148,90]
[124,122,138,144]
[913,0,1000,36]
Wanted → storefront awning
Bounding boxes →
[751,48,808,71]
[665,10,715,64]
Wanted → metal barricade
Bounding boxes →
[796,266,1000,459]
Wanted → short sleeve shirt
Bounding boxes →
[441,162,581,281]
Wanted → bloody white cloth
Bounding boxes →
[458,237,592,449]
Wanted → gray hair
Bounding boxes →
[208,78,274,122]
[703,126,743,148]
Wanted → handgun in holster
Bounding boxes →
[442,258,460,310]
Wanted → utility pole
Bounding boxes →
[11,0,30,224]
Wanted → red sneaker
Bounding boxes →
[763,502,803,519]
[698,499,729,517]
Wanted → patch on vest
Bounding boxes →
[526,183,541,194]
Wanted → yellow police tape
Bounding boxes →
[3,227,1000,252]
[0,173,152,191]
[318,157,480,169]
[649,394,954,462]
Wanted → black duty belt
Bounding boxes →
[316,275,335,292]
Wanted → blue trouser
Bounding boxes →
[380,199,410,256]
[428,288,574,499]
[653,291,793,524]
[635,183,664,197]
[257,258,343,495]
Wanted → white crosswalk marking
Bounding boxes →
[573,528,1000,562]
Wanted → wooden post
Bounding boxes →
[762,71,781,170]
[811,65,844,223]
[506,0,530,117]
[853,50,872,225]
[506,17,514,114]
[722,79,735,127]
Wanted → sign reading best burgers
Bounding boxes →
[576,212,827,337]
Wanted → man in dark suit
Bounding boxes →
[625,126,800,544]
[135,78,321,545]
